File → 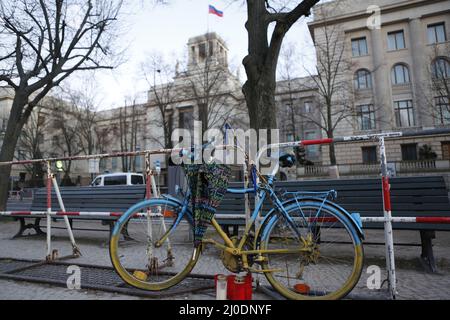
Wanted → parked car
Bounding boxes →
[91,173,145,186]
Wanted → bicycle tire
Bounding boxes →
[257,199,364,300]
[109,198,201,291]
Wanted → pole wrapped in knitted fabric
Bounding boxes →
[184,162,231,247]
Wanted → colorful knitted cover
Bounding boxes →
[184,163,231,247]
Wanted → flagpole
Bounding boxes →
[207,4,210,33]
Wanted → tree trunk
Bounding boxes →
[242,0,278,133]
[0,95,28,210]
[327,131,337,165]
[30,149,45,187]
[328,143,337,166]
[243,75,278,132]
[326,99,337,165]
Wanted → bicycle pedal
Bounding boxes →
[254,256,268,263]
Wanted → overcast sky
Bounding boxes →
[80,0,318,110]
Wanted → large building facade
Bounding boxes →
[308,0,450,170]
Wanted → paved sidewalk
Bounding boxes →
[0,218,449,300]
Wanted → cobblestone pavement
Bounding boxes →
[0,218,449,300]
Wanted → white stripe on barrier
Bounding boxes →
[2,211,450,223]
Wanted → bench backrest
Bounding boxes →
[217,176,450,231]
[31,185,146,213]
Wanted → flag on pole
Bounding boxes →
[209,5,224,17]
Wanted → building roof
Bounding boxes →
[276,76,318,95]
[187,32,228,50]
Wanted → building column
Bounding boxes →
[409,17,431,127]
[371,28,393,130]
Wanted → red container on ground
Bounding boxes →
[214,274,252,300]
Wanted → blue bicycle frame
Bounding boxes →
[157,170,363,249]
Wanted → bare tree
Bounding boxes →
[0,0,123,209]
[300,10,356,165]
[241,0,320,133]
[63,84,113,176]
[186,47,244,133]
[17,106,47,187]
[277,42,302,140]
[144,54,177,149]
[94,125,113,173]
[50,97,83,186]
[277,43,318,165]
[69,87,101,156]
[422,44,450,125]
[118,99,141,172]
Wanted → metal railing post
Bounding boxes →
[379,137,398,299]
[51,175,81,256]
[45,162,52,261]
[243,158,251,228]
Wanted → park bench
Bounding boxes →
[216,176,450,273]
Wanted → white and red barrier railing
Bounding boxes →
[3,211,450,224]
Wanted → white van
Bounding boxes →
[91,173,145,186]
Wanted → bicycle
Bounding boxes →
[109,141,365,300]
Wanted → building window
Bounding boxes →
[209,41,214,57]
[356,104,376,130]
[352,37,368,57]
[431,57,450,79]
[387,30,406,51]
[354,69,372,90]
[436,96,450,125]
[362,146,378,164]
[37,114,45,127]
[178,106,194,131]
[305,132,319,158]
[52,135,59,146]
[99,159,106,172]
[442,142,450,160]
[428,23,447,44]
[134,146,142,172]
[191,46,196,63]
[37,133,44,145]
[199,43,207,59]
[304,101,313,113]
[111,152,118,172]
[17,149,26,161]
[401,143,418,161]
[394,100,415,127]
[391,64,410,85]
[286,133,295,142]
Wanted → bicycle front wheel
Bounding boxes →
[109,199,200,291]
[259,200,364,300]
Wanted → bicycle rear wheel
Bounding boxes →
[109,199,200,291]
[258,200,364,300]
